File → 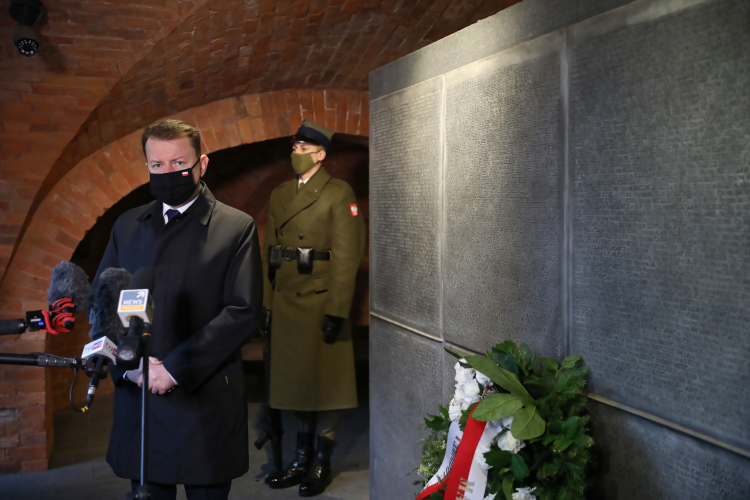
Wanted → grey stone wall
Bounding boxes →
[368,0,750,498]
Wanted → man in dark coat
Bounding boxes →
[263,120,365,496]
[88,119,263,500]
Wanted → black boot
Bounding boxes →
[267,432,315,489]
[298,436,334,497]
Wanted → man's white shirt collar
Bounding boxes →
[162,196,198,224]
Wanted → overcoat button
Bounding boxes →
[299,234,304,240]
[281,231,285,236]
[296,291,301,296]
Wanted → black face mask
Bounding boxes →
[149,159,200,206]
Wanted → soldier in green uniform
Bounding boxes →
[263,119,365,496]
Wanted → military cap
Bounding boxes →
[292,119,334,149]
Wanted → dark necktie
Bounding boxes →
[165,209,180,223]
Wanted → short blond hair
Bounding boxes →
[141,119,201,159]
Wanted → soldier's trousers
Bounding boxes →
[294,411,340,441]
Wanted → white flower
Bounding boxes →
[475,370,492,387]
[462,380,481,404]
[448,397,463,422]
[483,494,497,500]
[512,487,537,500]
[501,416,514,429]
[475,441,492,470]
[454,361,476,384]
[496,430,526,454]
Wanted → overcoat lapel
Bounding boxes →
[278,167,331,227]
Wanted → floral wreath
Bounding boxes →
[411,341,594,500]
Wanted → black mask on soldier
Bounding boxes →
[149,158,200,206]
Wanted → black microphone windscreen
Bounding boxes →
[127,268,155,294]
[47,262,90,312]
[89,268,131,340]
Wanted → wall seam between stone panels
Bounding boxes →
[397,306,750,459]
[439,74,447,397]
[439,74,446,344]
[588,394,750,459]
[561,29,572,359]
[369,312,441,342]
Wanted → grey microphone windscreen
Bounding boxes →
[47,261,90,311]
[89,268,131,340]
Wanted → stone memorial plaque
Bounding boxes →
[588,401,750,499]
[443,52,563,358]
[370,80,443,337]
[570,0,750,451]
[369,317,444,500]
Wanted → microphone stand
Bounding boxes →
[126,318,151,500]
[0,352,84,369]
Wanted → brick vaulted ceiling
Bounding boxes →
[0,0,521,283]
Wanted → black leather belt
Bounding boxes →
[281,247,331,261]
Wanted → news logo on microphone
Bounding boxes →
[117,289,154,327]
[81,336,118,365]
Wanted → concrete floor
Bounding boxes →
[0,378,370,500]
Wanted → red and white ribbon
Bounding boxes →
[418,408,503,500]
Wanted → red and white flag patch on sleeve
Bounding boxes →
[350,204,359,217]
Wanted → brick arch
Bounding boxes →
[0,89,366,472]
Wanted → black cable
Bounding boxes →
[69,367,84,413]
[25,352,87,412]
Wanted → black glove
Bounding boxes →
[321,315,345,345]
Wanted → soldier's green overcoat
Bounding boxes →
[264,167,365,411]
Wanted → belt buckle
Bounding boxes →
[283,247,296,261]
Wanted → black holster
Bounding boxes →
[267,245,282,282]
[297,248,314,275]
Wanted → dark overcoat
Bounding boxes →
[89,184,263,485]
[263,167,365,411]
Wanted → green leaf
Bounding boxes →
[444,348,463,360]
[538,461,561,478]
[574,434,595,448]
[547,420,563,434]
[552,436,573,451]
[520,343,532,363]
[438,405,450,421]
[491,351,520,376]
[472,393,524,422]
[510,454,529,480]
[502,476,514,500]
[562,355,581,369]
[465,356,533,404]
[483,449,512,469]
[561,416,580,438]
[496,341,520,360]
[542,434,558,445]
[424,415,448,431]
[429,493,444,500]
[459,402,477,430]
[511,405,546,439]
[540,357,559,370]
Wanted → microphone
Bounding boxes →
[82,267,132,410]
[47,261,90,333]
[0,261,90,336]
[116,268,155,371]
